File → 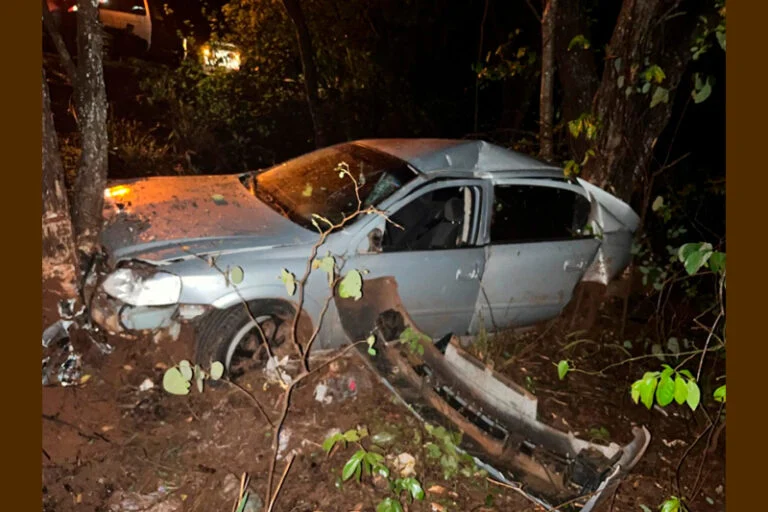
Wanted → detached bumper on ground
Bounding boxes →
[336,276,651,511]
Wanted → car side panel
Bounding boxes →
[471,238,601,332]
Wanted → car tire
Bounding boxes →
[194,300,300,379]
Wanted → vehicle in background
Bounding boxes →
[44,0,240,68]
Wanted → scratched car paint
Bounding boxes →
[94,138,639,370]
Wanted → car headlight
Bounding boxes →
[102,268,182,307]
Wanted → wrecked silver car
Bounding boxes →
[92,138,647,510]
[94,138,639,375]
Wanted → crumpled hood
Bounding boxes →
[100,174,316,263]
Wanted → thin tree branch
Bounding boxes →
[42,0,77,87]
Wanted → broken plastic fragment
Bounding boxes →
[139,378,155,391]
[57,348,82,387]
[42,320,74,348]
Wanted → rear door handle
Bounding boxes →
[564,260,586,273]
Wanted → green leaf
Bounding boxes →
[644,64,666,84]
[687,380,701,411]
[568,34,591,51]
[679,369,694,380]
[692,74,713,103]
[322,433,343,453]
[210,361,224,380]
[280,268,296,296]
[373,463,390,478]
[557,360,570,380]
[338,269,363,300]
[229,266,244,285]
[656,373,675,407]
[162,367,191,395]
[376,498,404,512]
[651,196,664,212]
[425,442,442,459]
[371,431,396,446]
[234,492,249,512]
[660,497,681,512]
[650,86,669,108]
[639,505,652,512]
[640,373,658,409]
[178,360,193,381]
[674,375,688,405]
[312,254,336,285]
[342,450,365,482]
[709,252,726,274]
[631,380,642,404]
[713,384,726,403]
[678,242,713,275]
[343,429,361,443]
[364,452,385,466]
[395,477,425,501]
[716,31,726,51]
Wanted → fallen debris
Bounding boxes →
[335,276,651,512]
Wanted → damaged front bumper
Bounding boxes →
[90,287,209,334]
[336,276,650,511]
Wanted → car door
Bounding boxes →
[471,179,601,333]
[346,180,487,338]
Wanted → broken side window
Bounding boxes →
[490,185,591,244]
[383,186,477,252]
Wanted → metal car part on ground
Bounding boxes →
[335,276,650,512]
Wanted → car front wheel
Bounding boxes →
[194,300,298,380]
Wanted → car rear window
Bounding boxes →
[490,185,591,243]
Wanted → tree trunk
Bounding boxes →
[539,0,556,161]
[282,0,327,148]
[42,68,79,296]
[553,0,598,160]
[580,0,708,203]
[71,0,109,254]
[42,0,77,87]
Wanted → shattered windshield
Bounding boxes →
[249,143,418,230]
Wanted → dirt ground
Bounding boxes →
[42,281,725,512]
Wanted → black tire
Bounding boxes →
[194,300,298,379]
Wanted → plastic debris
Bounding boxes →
[390,452,417,477]
[264,356,293,386]
[139,378,155,392]
[57,348,83,387]
[314,382,332,404]
[108,489,183,512]
[42,320,74,348]
[276,428,292,460]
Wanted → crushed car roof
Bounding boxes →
[356,138,563,177]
